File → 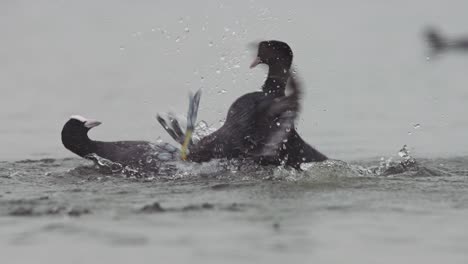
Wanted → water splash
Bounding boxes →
[192,120,218,142]
[85,154,123,173]
[83,151,178,179]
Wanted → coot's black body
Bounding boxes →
[425,27,468,54]
[61,115,177,169]
[187,41,327,168]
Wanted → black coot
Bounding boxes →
[159,41,326,168]
[61,115,178,168]
[247,40,327,166]
[425,27,468,55]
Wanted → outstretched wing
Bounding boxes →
[257,71,302,157]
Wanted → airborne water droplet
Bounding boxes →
[208,41,214,47]
[215,69,221,74]
[119,45,125,51]
[218,89,227,94]
[413,123,421,129]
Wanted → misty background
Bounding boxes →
[2,0,468,161]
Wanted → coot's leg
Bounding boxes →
[156,115,184,144]
[181,89,202,160]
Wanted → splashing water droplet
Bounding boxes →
[184,27,190,33]
[276,122,281,126]
[178,17,184,23]
[217,89,227,94]
[398,145,409,158]
[408,131,412,136]
[175,37,180,43]
[208,41,213,47]
[119,46,125,51]
[232,64,240,68]
[215,69,221,74]
[413,123,421,129]
[220,56,225,61]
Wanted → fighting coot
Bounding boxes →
[61,115,178,169]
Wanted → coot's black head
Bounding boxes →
[250,40,293,69]
[424,27,445,52]
[61,115,102,157]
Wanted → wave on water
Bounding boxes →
[45,144,465,183]
[1,145,468,218]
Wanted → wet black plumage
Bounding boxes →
[61,116,177,168]
[186,40,327,167]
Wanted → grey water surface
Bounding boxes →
[1,0,468,263]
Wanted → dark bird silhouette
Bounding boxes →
[61,115,178,169]
[425,27,468,55]
[158,40,327,168]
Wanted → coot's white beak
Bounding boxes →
[70,115,102,128]
[84,120,102,128]
[250,57,262,69]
